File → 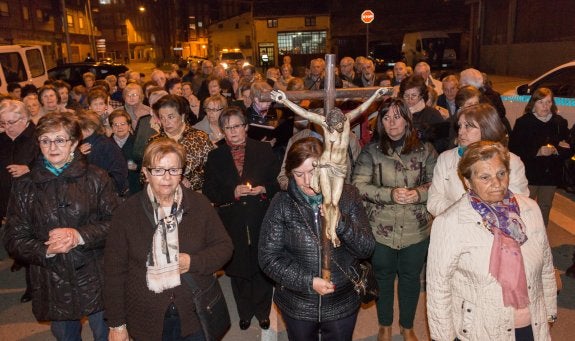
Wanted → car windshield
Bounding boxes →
[221,53,244,60]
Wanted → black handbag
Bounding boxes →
[181,273,231,341]
[334,259,379,304]
[353,260,379,304]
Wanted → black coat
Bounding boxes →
[203,138,280,278]
[3,155,119,321]
[0,122,39,217]
[509,112,570,186]
[259,180,375,321]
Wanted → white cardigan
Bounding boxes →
[427,147,529,217]
[427,194,557,341]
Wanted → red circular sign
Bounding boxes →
[361,10,375,24]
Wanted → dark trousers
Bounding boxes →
[515,325,534,341]
[162,303,206,341]
[372,238,429,328]
[230,270,273,321]
[281,310,358,341]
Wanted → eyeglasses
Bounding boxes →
[38,137,71,147]
[127,93,139,98]
[402,93,420,100]
[147,168,184,176]
[205,107,224,113]
[224,123,246,131]
[0,117,24,128]
[112,122,129,127]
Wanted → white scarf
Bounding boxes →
[145,184,183,293]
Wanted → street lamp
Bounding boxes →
[138,6,145,13]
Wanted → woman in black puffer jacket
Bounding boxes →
[259,137,375,341]
[3,112,119,341]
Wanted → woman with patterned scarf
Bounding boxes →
[104,138,232,341]
[427,141,557,341]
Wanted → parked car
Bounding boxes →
[0,45,48,94]
[502,60,575,129]
[219,50,248,69]
[48,62,129,87]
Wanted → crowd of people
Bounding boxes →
[0,53,569,341]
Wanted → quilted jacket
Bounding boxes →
[259,180,375,322]
[352,141,437,249]
[3,155,119,321]
[427,194,557,341]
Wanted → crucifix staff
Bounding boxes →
[266,54,393,281]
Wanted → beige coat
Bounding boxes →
[427,194,557,341]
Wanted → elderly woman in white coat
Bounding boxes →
[427,103,529,217]
[427,141,557,341]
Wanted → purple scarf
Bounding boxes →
[468,190,530,309]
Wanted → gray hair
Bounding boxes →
[459,68,484,89]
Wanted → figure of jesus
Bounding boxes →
[270,88,388,246]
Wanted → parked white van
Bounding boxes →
[402,31,457,68]
[0,45,48,94]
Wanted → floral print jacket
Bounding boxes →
[352,141,437,249]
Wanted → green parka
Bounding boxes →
[352,141,437,249]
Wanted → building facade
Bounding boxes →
[0,0,100,68]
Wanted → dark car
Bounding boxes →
[48,62,129,87]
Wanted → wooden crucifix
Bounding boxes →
[265,54,393,281]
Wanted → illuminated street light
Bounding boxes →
[138,6,145,13]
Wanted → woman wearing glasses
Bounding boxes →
[149,94,214,191]
[0,100,40,303]
[3,112,119,341]
[399,76,450,153]
[193,94,227,145]
[104,138,233,341]
[203,107,280,331]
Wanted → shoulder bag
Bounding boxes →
[181,273,231,341]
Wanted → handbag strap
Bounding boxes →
[181,273,202,295]
[293,202,361,286]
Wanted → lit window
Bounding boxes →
[277,31,327,55]
[267,19,278,28]
[35,9,42,22]
[99,0,111,4]
[305,16,316,26]
[22,6,29,20]
[79,17,84,29]
[0,1,9,17]
[67,14,74,27]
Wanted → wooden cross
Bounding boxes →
[264,54,393,281]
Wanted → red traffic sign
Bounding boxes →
[361,10,374,24]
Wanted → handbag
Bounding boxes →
[181,273,231,341]
[334,259,379,304]
[294,203,379,304]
